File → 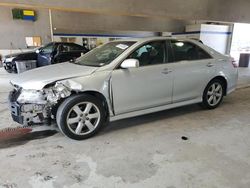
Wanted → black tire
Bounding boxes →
[12,64,17,74]
[201,79,225,109]
[4,66,12,73]
[56,94,106,140]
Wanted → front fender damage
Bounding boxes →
[45,81,76,104]
[15,77,114,126]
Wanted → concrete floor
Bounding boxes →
[0,67,250,188]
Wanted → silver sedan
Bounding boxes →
[9,37,238,140]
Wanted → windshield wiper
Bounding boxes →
[81,63,101,67]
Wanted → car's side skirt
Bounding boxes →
[109,98,202,122]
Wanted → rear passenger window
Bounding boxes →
[57,44,70,52]
[171,41,212,61]
[69,44,83,51]
[196,46,212,59]
[57,44,83,52]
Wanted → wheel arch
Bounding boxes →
[72,90,110,117]
[52,90,111,119]
[207,76,228,96]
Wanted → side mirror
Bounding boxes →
[120,59,139,69]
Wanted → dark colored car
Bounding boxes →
[3,42,89,73]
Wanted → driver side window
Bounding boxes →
[128,41,165,66]
[41,44,54,54]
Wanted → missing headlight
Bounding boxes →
[45,82,71,104]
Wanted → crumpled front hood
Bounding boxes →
[10,62,98,90]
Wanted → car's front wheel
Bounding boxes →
[56,94,106,140]
[4,65,12,73]
[12,62,17,73]
[202,79,225,109]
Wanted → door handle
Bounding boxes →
[162,68,172,74]
[206,62,214,67]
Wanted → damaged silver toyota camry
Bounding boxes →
[9,37,238,140]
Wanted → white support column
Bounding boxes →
[49,9,54,42]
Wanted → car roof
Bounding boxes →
[53,42,81,45]
[114,36,197,43]
[114,37,170,42]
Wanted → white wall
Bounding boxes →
[200,24,232,54]
[173,24,233,54]
[230,23,250,61]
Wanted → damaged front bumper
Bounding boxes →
[9,102,49,125]
[9,90,50,125]
[8,82,71,126]
[10,102,24,124]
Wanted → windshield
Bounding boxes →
[74,41,135,67]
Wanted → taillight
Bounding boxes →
[231,58,238,68]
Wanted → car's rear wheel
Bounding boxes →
[56,94,106,140]
[202,79,225,109]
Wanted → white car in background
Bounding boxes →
[9,37,238,140]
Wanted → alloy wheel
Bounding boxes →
[206,82,223,106]
[66,102,101,135]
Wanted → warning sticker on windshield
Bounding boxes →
[116,44,129,50]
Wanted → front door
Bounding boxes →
[37,43,55,67]
[111,40,174,115]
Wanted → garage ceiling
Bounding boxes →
[0,0,249,23]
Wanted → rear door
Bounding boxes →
[169,40,216,103]
[53,43,85,63]
[53,43,74,63]
[68,43,87,59]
